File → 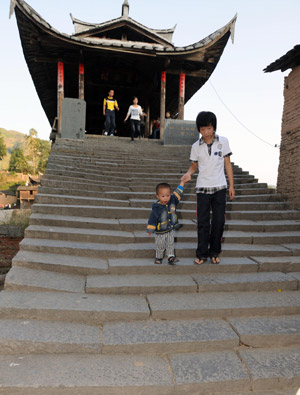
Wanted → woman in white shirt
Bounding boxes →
[124,96,146,142]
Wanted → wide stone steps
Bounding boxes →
[30,213,300,232]
[31,203,300,221]
[0,315,299,356]
[2,137,300,394]
[35,193,292,211]
[19,237,297,259]
[24,225,300,245]
[0,347,299,394]
[38,187,281,202]
[5,266,300,294]
[11,251,300,275]
[1,289,300,323]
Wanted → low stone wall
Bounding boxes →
[277,66,300,209]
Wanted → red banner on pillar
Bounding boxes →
[79,63,84,75]
[161,71,166,83]
[58,62,64,85]
[179,73,185,98]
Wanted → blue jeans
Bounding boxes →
[105,110,115,135]
[130,119,141,140]
[196,189,226,258]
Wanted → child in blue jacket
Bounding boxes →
[147,181,185,265]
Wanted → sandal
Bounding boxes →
[168,256,176,265]
[211,255,220,264]
[194,258,207,265]
[154,258,163,265]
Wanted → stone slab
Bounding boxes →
[102,318,238,354]
[251,256,300,273]
[25,225,135,243]
[192,272,298,292]
[281,244,300,255]
[0,291,149,324]
[0,354,173,395]
[5,267,86,293]
[239,347,300,391]
[12,250,108,275]
[61,98,86,140]
[0,319,101,354]
[169,350,249,394]
[228,315,300,348]
[108,257,258,275]
[86,274,196,294]
[147,291,300,320]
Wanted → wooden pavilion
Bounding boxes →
[10,0,237,137]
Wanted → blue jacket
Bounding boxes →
[147,185,184,234]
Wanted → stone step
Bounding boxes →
[35,193,291,211]
[19,238,293,258]
[24,225,300,245]
[46,164,252,180]
[102,315,300,354]
[12,252,259,275]
[85,272,298,294]
[0,290,149,324]
[39,186,281,202]
[1,289,300,325]
[129,199,292,211]
[106,257,299,276]
[5,266,86,293]
[0,319,101,354]
[0,347,299,394]
[31,203,300,221]
[12,250,109,275]
[43,171,258,187]
[29,213,300,233]
[41,176,271,192]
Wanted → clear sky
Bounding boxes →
[1,0,300,185]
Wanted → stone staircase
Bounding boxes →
[0,136,300,394]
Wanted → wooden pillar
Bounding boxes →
[160,71,166,140]
[57,61,64,133]
[79,63,85,100]
[145,103,151,137]
[178,73,185,120]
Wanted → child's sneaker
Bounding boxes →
[168,256,176,265]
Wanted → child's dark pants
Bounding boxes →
[196,189,226,258]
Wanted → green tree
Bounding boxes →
[25,128,51,174]
[9,148,31,174]
[0,134,7,160]
[37,139,51,173]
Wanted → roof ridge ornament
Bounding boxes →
[9,0,17,19]
[122,0,129,18]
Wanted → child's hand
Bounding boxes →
[181,173,191,184]
[147,232,152,237]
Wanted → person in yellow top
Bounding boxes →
[103,89,119,136]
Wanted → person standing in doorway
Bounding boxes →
[103,89,119,136]
[124,96,146,142]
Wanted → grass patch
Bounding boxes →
[3,209,31,231]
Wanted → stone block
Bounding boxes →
[5,266,86,293]
[169,350,249,394]
[86,274,196,294]
[147,291,300,320]
[0,354,174,394]
[164,119,198,146]
[103,318,238,354]
[239,347,300,391]
[229,315,300,347]
[61,98,86,140]
[0,319,101,354]
[0,290,149,324]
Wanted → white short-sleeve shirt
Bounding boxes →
[127,105,143,121]
[190,134,232,189]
